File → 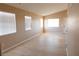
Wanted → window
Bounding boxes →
[47,18,59,27]
[40,18,43,28]
[25,16,31,31]
[0,11,16,36]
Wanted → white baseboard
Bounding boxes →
[2,33,41,53]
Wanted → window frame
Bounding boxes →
[24,16,32,31]
[0,11,16,36]
[47,18,59,28]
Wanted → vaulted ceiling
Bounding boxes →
[6,3,68,16]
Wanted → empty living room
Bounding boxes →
[0,2,79,57]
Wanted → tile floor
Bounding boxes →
[2,32,67,56]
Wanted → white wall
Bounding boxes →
[65,4,79,56]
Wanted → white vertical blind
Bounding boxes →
[25,16,31,31]
[0,11,16,36]
[47,18,59,27]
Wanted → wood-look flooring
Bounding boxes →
[3,32,67,56]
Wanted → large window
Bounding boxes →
[40,18,43,28]
[0,11,16,36]
[47,18,59,27]
[25,16,32,31]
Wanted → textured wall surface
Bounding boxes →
[65,4,79,56]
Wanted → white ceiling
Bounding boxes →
[6,3,68,16]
